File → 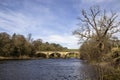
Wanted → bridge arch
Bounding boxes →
[36,52,47,58]
[65,52,79,58]
[49,52,61,58]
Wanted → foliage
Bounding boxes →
[93,64,120,80]
[0,32,68,57]
[0,32,12,56]
[73,6,120,54]
[73,6,120,80]
[80,39,111,62]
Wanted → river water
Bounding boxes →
[0,59,95,80]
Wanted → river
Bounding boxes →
[0,59,95,80]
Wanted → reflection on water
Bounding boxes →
[0,59,95,80]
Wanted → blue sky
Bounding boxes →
[0,0,120,49]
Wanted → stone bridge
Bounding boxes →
[36,51,80,58]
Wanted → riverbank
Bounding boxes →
[92,63,120,80]
[0,56,43,60]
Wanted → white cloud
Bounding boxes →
[0,0,83,49]
[0,6,57,34]
[0,10,33,33]
[0,8,79,49]
[40,34,80,49]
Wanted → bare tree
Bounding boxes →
[73,6,120,50]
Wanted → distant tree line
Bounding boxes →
[0,32,68,57]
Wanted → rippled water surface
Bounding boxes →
[0,59,94,80]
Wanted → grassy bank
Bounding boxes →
[88,49,120,80]
[0,56,44,60]
[91,62,120,80]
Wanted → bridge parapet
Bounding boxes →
[36,51,80,58]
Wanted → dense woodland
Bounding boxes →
[0,32,68,57]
